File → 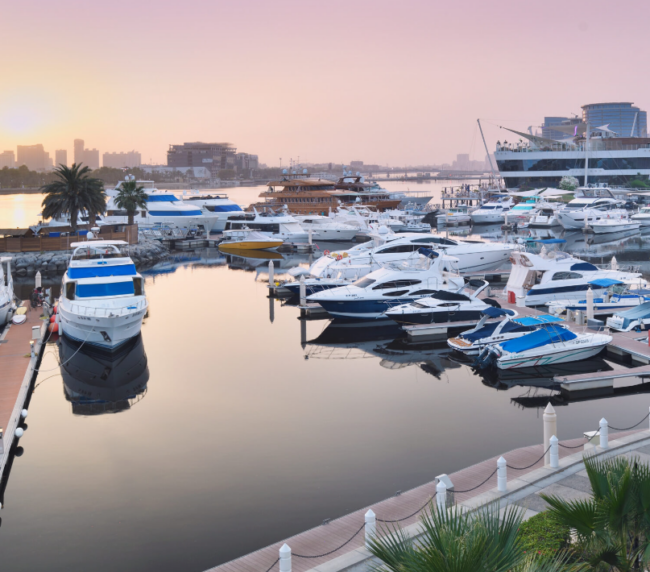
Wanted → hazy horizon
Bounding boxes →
[1,0,648,167]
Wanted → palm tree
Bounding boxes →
[542,455,650,572]
[367,502,583,572]
[114,179,148,225]
[41,163,106,234]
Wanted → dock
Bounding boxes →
[0,303,47,485]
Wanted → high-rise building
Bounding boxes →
[0,150,15,168]
[17,144,47,171]
[234,153,259,172]
[582,102,647,137]
[167,142,237,176]
[83,148,100,169]
[55,149,67,167]
[102,151,142,168]
[74,139,85,165]
[542,117,573,140]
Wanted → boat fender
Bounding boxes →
[48,323,59,333]
[342,252,348,258]
[49,315,56,323]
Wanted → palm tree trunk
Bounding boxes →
[70,209,78,234]
[89,212,96,227]
[128,211,134,226]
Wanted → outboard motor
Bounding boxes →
[474,346,498,369]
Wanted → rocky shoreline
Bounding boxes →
[0,238,169,277]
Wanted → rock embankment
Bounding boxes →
[0,238,169,277]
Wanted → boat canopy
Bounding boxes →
[500,326,576,354]
[570,262,598,271]
[513,314,564,327]
[462,319,534,342]
[589,278,624,288]
[417,247,439,258]
[613,301,650,330]
[481,307,516,318]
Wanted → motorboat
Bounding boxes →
[218,229,283,251]
[528,203,564,228]
[631,206,650,227]
[56,241,148,350]
[470,196,514,224]
[436,208,471,226]
[293,215,358,242]
[309,233,514,277]
[506,243,647,306]
[307,249,465,320]
[224,209,309,244]
[381,209,432,233]
[475,326,611,369]
[586,216,641,234]
[384,279,503,325]
[507,200,538,223]
[181,192,244,232]
[279,263,375,297]
[329,206,404,234]
[0,257,15,326]
[448,310,560,356]
[607,301,650,332]
[557,187,628,230]
[546,278,650,314]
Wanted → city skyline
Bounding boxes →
[1,0,648,167]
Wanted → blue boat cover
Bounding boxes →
[614,300,650,329]
[68,264,136,279]
[513,314,563,326]
[500,326,576,354]
[589,278,624,288]
[481,307,516,317]
[417,248,439,258]
[147,195,176,202]
[76,281,135,298]
[462,320,535,342]
[531,238,566,244]
[570,262,598,271]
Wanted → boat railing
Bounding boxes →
[592,263,641,273]
[67,298,148,318]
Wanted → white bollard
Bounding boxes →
[584,211,589,230]
[29,340,35,359]
[543,403,557,467]
[611,256,618,271]
[279,543,291,572]
[586,287,594,321]
[308,228,313,246]
[600,418,609,449]
[549,435,559,469]
[299,275,306,307]
[268,260,274,287]
[436,480,447,511]
[35,270,41,289]
[365,509,376,549]
[648,406,650,432]
[497,456,507,492]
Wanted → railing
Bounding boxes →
[0,225,139,252]
[63,298,147,318]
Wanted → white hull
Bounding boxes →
[631,215,650,227]
[589,222,640,234]
[308,228,358,242]
[471,212,507,224]
[497,342,608,369]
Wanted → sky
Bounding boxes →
[1,0,649,167]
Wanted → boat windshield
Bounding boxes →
[352,277,376,288]
[71,246,123,260]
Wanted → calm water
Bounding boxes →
[1,187,650,572]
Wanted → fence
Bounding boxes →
[0,225,139,252]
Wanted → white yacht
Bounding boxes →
[557,187,628,230]
[224,209,309,243]
[308,249,464,319]
[470,196,515,224]
[587,215,640,234]
[506,246,647,306]
[56,241,148,349]
[631,206,650,227]
[436,207,472,225]
[181,192,244,232]
[528,203,564,228]
[330,207,404,234]
[0,257,15,326]
[293,215,358,242]
[507,200,538,222]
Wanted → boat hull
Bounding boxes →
[497,343,608,369]
[589,223,640,234]
[315,297,419,319]
[219,241,282,251]
[387,308,484,326]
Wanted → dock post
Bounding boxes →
[279,543,291,572]
[299,275,306,307]
[268,261,275,288]
[586,287,594,320]
[543,403,557,467]
[497,456,507,492]
[35,270,41,289]
[549,435,559,468]
[436,480,447,511]
[599,418,609,449]
[364,509,376,549]
[308,228,312,246]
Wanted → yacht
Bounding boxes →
[546,278,650,314]
[470,196,514,224]
[224,209,309,243]
[607,301,650,332]
[0,257,15,326]
[307,249,464,320]
[506,246,647,306]
[587,215,640,234]
[279,263,375,297]
[436,207,472,225]
[631,206,650,227]
[218,229,283,251]
[330,206,404,234]
[293,215,358,241]
[181,192,244,232]
[56,241,148,349]
[528,203,563,228]
[507,200,538,222]
[557,187,628,230]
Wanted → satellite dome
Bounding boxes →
[282,169,288,174]
[303,169,307,174]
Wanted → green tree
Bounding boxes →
[542,455,650,572]
[114,179,148,225]
[559,176,579,191]
[40,163,106,233]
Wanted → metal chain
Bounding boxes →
[293,522,366,559]
[454,467,498,493]
[377,492,437,524]
[264,557,279,572]
[558,426,601,449]
[609,412,650,432]
[506,445,551,471]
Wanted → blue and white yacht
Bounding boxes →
[307,249,464,320]
[56,241,148,350]
[181,191,244,232]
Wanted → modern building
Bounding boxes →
[74,139,85,165]
[542,117,573,140]
[139,165,211,179]
[73,139,100,169]
[0,150,15,168]
[234,153,259,173]
[16,144,47,171]
[55,149,67,168]
[167,142,237,177]
[582,102,647,138]
[103,151,142,169]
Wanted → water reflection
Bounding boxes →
[59,334,149,415]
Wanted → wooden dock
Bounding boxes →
[0,303,47,483]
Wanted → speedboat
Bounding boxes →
[557,187,628,230]
[307,249,465,320]
[631,206,650,227]
[586,216,640,234]
[470,196,514,224]
[475,326,611,369]
[279,263,375,297]
[0,257,15,326]
[224,209,309,244]
[507,200,538,223]
[181,192,244,232]
[448,311,560,356]
[293,215,358,241]
[384,279,502,325]
[218,229,283,251]
[607,301,650,332]
[546,278,650,314]
[506,244,647,306]
[436,208,471,225]
[56,241,148,350]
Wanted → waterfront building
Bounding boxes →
[234,152,259,173]
[73,139,100,169]
[582,102,647,138]
[16,144,47,171]
[74,139,84,165]
[0,150,15,168]
[55,149,67,167]
[167,142,237,177]
[542,116,579,140]
[103,151,142,169]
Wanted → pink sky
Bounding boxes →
[1,0,648,166]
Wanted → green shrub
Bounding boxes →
[518,510,570,557]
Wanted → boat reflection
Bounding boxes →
[142,249,226,277]
[305,319,460,378]
[59,333,149,415]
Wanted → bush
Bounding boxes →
[518,511,570,557]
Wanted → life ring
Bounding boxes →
[324,250,330,256]
[336,254,343,261]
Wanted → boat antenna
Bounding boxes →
[477,119,498,182]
